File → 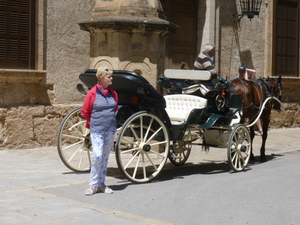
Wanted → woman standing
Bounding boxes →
[81,67,118,195]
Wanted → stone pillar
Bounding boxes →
[79,0,177,87]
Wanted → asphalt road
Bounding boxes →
[1,128,300,225]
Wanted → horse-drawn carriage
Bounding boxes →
[57,69,282,183]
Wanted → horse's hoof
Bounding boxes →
[260,156,267,162]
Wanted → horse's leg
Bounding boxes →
[260,118,270,162]
[250,126,255,160]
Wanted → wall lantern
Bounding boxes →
[238,0,262,21]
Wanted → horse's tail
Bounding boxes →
[201,139,210,152]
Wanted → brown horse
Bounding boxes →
[230,76,283,161]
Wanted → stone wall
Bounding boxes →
[0,104,81,149]
[218,0,266,80]
[270,103,300,128]
[46,0,96,104]
[0,102,299,149]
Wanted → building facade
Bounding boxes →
[0,0,300,149]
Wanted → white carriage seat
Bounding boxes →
[164,69,211,81]
[164,94,207,124]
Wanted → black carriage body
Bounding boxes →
[79,70,179,139]
[79,69,240,142]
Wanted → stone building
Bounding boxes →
[0,0,300,149]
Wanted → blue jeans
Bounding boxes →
[89,131,115,187]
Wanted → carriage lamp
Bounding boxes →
[237,0,262,21]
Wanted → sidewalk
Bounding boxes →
[0,127,299,225]
[251,127,300,154]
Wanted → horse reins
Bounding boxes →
[234,77,274,124]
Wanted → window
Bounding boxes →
[274,0,299,77]
[0,0,35,69]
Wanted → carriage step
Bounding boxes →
[198,114,225,129]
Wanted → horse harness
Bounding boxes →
[233,77,282,123]
[236,77,264,111]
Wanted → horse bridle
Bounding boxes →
[260,77,283,100]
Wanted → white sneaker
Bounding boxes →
[98,185,113,194]
[85,186,97,196]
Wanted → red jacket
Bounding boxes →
[81,86,118,129]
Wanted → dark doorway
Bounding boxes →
[161,0,198,69]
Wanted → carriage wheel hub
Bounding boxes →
[240,145,247,152]
[237,144,247,153]
[143,144,151,152]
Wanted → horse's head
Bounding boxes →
[264,76,283,111]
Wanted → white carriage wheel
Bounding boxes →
[115,112,170,183]
[227,124,251,172]
[57,107,91,172]
[169,129,192,166]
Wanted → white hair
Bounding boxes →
[202,43,215,54]
[96,67,112,81]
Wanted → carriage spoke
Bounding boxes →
[149,140,167,146]
[124,150,140,169]
[132,153,141,179]
[239,152,245,165]
[234,156,238,168]
[68,121,85,130]
[143,117,154,142]
[129,125,139,140]
[140,116,144,141]
[62,133,85,139]
[149,149,167,158]
[120,147,140,154]
[231,150,237,162]
[237,155,241,168]
[77,144,88,169]
[119,135,135,145]
[67,143,85,163]
[145,127,163,144]
[61,140,84,151]
[142,153,147,179]
[145,152,158,170]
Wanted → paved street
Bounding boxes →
[1,128,300,225]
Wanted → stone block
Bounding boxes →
[294,111,300,125]
[33,117,61,146]
[0,108,7,118]
[45,104,80,117]
[5,116,35,148]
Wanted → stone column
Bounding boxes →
[79,0,177,87]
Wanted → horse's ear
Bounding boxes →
[278,75,282,83]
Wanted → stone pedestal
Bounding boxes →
[79,0,177,87]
